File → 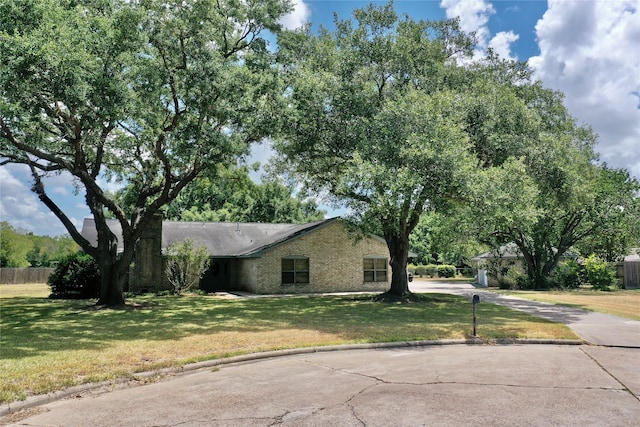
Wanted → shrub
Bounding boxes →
[550,260,583,289]
[437,264,456,278]
[497,267,527,290]
[165,239,210,295]
[48,252,100,299]
[425,264,438,277]
[583,255,617,291]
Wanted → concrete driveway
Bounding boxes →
[410,279,640,348]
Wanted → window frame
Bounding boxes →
[281,256,310,285]
[363,256,388,283]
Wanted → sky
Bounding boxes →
[1,0,639,236]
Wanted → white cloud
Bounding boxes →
[279,0,311,30]
[529,0,640,179]
[0,164,86,236]
[441,0,495,48]
[488,31,519,60]
[440,0,519,60]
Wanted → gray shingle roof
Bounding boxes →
[80,217,339,257]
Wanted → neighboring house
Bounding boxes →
[80,217,391,294]
[471,243,576,287]
[470,243,525,287]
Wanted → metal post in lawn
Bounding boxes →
[472,294,480,337]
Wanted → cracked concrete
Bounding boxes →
[3,344,638,426]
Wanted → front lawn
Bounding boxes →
[0,284,577,404]
[497,289,640,320]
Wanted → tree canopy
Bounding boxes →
[273,2,640,292]
[0,0,292,305]
[274,4,488,295]
[114,164,326,223]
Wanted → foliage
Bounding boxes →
[437,265,456,278]
[461,60,640,288]
[574,171,640,261]
[0,222,77,267]
[48,252,100,299]
[583,255,618,291]
[165,239,211,295]
[116,165,325,224]
[0,0,292,305]
[275,3,479,295]
[549,260,583,290]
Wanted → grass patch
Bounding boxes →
[496,288,640,320]
[1,284,576,404]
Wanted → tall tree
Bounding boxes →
[274,3,477,295]
[460,63,640,287]
[0,0,291,305]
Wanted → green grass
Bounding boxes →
[0,284,577,404]
[496,288,640,320]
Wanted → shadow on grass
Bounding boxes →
[1,292,571,360]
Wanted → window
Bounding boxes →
[282,257,309,284]
[364,257,387,282]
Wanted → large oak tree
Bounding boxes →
[274,3,477,295]
[0,0,292,305]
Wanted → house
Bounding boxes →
[470,243,525,287]
[471,243,577,287]
[80,217,391,294]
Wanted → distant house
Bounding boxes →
[80,217,391,294]
[471,243,576,287]
[470,243,525,287]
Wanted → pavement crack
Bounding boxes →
[580,347,640,402]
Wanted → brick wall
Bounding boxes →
[239,220,391,294]
[131,215,165,293]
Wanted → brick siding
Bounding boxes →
[238,220,391,294]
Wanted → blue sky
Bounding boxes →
[2,0,640,236]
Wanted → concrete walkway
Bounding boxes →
[2,281,639,426]
[412,280,640,348]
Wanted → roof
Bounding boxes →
[80,217,340,258]
[471,243,522,262]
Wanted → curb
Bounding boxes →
[0,338,584,418]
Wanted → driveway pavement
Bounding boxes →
[412,280,640,348]
[2,281,639,426]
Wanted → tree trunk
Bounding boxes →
[97,258,126,306]
[386,233,410,295]
[93,216,127,306]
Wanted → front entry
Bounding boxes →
[200,259,233,292]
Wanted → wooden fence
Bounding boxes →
[623,260,640,289]
[0,268,55,284]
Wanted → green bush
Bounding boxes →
[550,260,583,289]
[425,264,438,277]
[165,239,210,295]
[583,255,617,291]
[48,252,100,299]
[496,267,527,289]
[437,264,456,278]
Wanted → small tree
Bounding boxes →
[165,239,210,295]
[583,255,617,291]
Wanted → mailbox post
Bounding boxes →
[472,294,480,336]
